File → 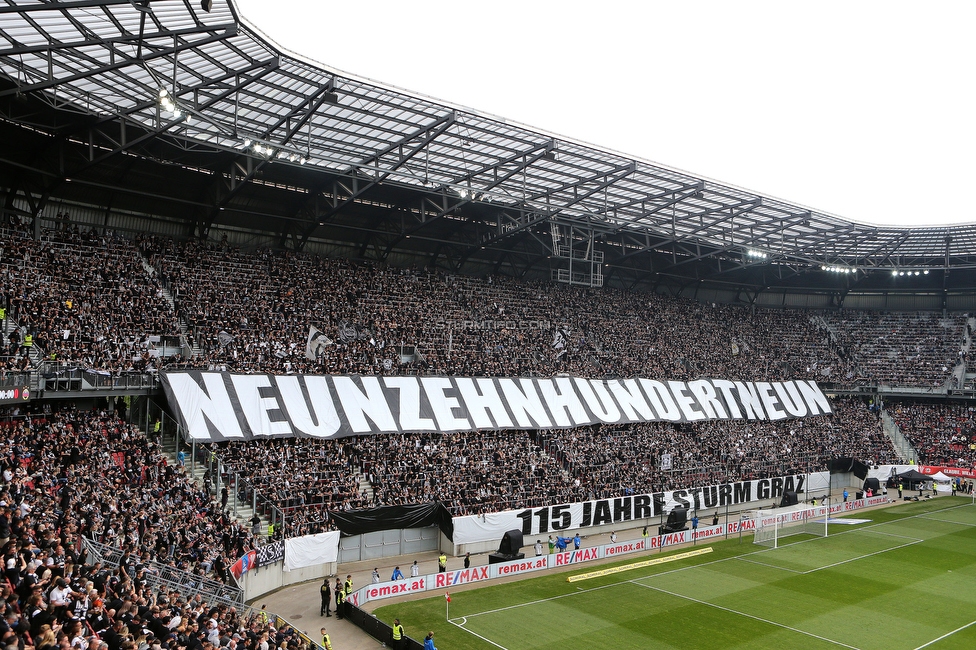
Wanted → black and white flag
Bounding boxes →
[256,540,285,568]
[337,320,358,344]
[305,326,334,360]
[552,325,570,350]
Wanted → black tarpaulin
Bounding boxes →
[329,502,454,541]
[829,457,869,479]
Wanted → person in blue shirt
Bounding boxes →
[555,536,570,551]
[573,533,581,549]
[843,488,849,502]
[424,631,437,650]
[391,566,404,580]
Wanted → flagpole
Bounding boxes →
[445,592,449,620]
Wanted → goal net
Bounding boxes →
[749,504,829,548]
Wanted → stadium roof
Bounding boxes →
[2,0,976,302]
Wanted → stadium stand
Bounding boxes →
[208,396,896,524]
[889,402,976,466]
[820,312,965,387]
[1,226,181,371]
[133,236,960,388]
[0,405,320,650]
[1,228,964,390]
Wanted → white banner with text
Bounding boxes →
[161,371,833,441]
[452,472,831,545]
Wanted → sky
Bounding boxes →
[232,0,976,228]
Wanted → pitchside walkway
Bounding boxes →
[257,496,918,650]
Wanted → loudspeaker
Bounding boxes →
[497,529,523,555]
[659,507,688,534]
[200,0,213,12]
[780,491,798,507]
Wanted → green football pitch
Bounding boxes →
[373,497,976,649]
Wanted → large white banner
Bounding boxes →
[282,531,340,571]
[452,473,830,544]
[161,371,833,441]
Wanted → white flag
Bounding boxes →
[305,325,334,360]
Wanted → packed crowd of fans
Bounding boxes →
[821,312,965,387]
[0,224,966,389]
[207,396,897,524]
[131,233,961,388]
[0,404,312,650]
[889,401,976,467]
[1,224,181,373]
[1,219,972,650]
[7,82,976,650]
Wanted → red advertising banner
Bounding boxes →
[919,465,976,479]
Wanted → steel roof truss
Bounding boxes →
[0,25,237,98]
[310,112,457,225]
[380,142,558,252]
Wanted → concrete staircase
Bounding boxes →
[358,475,375,506]
[138,252,201,359]
[2,316,45,393]
[880,409,919,464]
[158,430,267,535]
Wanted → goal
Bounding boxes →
[749,504,829,548]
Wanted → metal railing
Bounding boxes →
[38,363,159,392]
[148,407,289,538]
[82,537,244,606]
[0,369,31,388]
[81,538,321,650]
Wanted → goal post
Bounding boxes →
[749,504,829,548]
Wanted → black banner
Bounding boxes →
[160,371,833,441]
[328,502,455,541]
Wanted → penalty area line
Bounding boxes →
[800,539,922,574]
[913,619,976,650]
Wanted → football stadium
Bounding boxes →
[1,2,975,650]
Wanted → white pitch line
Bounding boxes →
[913,619,976,650]
[733,556,804,573]
[799,539,922,574]
[633,581,860,649]
[916,515,976,528]
[859,528,927,542]
[731,528,923,574]
[449,617,509,650]
[458,581,624,618]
